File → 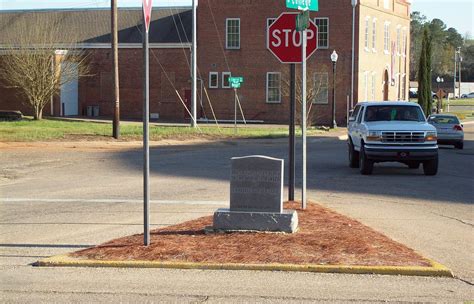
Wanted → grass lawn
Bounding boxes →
[445,98,474,106]
[0,118,333,142]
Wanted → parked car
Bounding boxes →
[427,114,464,149]
[348,102,438,175]
[461,92,474,98]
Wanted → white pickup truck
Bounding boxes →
[348,102,438,175]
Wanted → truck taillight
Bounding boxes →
[453,125,463,131]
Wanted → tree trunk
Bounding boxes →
[34,105,43,120]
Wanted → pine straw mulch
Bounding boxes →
[71,201,431,267]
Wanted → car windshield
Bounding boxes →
[364,106,425,122]
[428,116,460,124]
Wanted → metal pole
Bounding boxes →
[454,50,457,98]
[143,22,150,247]
[191,0,197,127]
[351,0,357,108]
[234,88,237,134]
[458,54,462,97]
[112,0,120,139]
[301,28,307,210]
[289,63,296,202]
[332,61,337,129]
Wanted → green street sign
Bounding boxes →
[286,0,319,11]
[296,10,310,31]
[231,82,241,89]
[229,76,244,84]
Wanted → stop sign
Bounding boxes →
[268,12,318,64]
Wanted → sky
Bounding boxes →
[0,0,473,37]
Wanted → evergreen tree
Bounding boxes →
[418,27,432,116]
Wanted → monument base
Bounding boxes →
[213,209,298,233]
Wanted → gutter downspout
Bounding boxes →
[351,0,357,108]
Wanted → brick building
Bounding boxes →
[0,0,411,125]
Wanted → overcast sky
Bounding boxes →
[1,0,472,36]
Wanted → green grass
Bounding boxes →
[0,118,332,142]
[445,98,474,106]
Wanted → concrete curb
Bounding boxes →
[36,254,453,278]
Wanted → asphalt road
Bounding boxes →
[1,124,473,302]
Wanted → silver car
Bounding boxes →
[428,114,464,149]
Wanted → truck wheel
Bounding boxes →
[423,157,438,176]
[408,162,420,169]
[454,142,464,150]
[359,145,373,175]
[348,140,360,168]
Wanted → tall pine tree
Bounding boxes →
[418,27,432,116]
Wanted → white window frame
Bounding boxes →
[313,72,329,104]
[364,71,369,101]
[371,72,376,101]
[209,72,219,89]
[396,25,401,56]
[384,0,390,9]
[222,72,231,89]
[364,16,370,51]
[226,18,240,50]
[402,27,407,57]
[372,18,377,52]
[266,72,281,104]
[384,22,390,55]
[314,17,329,49]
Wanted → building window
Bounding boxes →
[313,72,329,104]
[209,72,218,88]
[226,18,240,49]
[401,74,407,100]
[266,72,281,103]
[371,73,376,101]
[314,18,329,49]
[384,22,390,54]
[364,72,369,101]
[372,18,377,51]
[403,29,407,56]
[266,18,276,48]
[396,26,401,55]
[222,72,231,88]
[384,0,390,9]
[364,17,370,51]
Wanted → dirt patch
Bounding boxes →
[71,202,431,267]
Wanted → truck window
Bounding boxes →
[351,105,361,120]
[357,106,364,123]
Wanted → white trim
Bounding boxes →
[226,18,241,50]
[209,72,219,89]
[364,16,370,51]
[372,18,377,52]
[266,72,281,104]
[222,72,231,88]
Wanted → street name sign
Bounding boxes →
[267,12,318,64]
[142,0,153,33]
[286,0,319,11]
[229,76,244,84]
[296,10,310,31]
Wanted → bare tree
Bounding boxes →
[282,66,332,128]
[0,16,90,120]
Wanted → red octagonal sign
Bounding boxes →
[268,12,318,64]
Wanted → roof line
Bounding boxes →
[0,6,192,13]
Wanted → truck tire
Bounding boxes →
[423,156,438,176]
[348,140,360,168]
[359,145,373,175]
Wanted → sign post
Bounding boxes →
[267,11,317,209]
[229,77,244,134]
[142,0,152,246]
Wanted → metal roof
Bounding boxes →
[0,8,192,45]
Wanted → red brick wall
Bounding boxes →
[80,48,192,120]
[197,0,355,125]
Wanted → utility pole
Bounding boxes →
[289,63,295,202]
[191,0,197,127]
[454,49,457,98]
[112,0,120,139]
[351,0,357,108]
[301,26,307,210]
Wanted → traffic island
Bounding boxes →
[37,201,453,277]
